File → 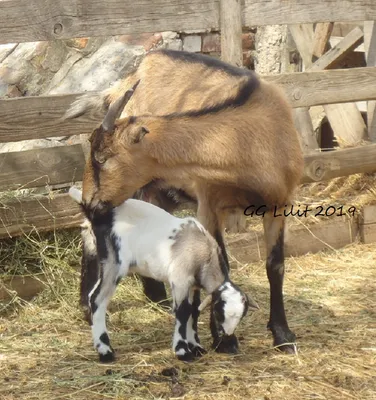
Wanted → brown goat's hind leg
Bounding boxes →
[263,211,297,354]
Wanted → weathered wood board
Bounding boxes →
[1,67,376,144]
[312,22,334,59]
[226,217,359,264]
[290,24,367,147]
[220,0,242,67]
[288,24,316,152]
[0,140,376,208]
[310,27,364,71]
[0,0,219,44]
[0,93,100,143]
[243,1,376,27]
[360,205,376,244]
[0,274,48,301]
[266,67,376,108]
[0,145,85,191]
[364,21,376,142]
[1,1,375,45]
[0,193,83,239]
[303,144,376,183]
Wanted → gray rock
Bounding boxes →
[0,139,64,153]
[0,35,148,153]
[48,38,145,95]
[182,35,202,52]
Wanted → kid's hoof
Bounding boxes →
[176,351,195,362]
[190,345,207,358]
[213,334,239,354]
[99,350,115,363]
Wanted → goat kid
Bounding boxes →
[69,186,257,362]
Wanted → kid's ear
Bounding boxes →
[131,126,149,144]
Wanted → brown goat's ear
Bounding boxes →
[131,126,149,144]
[101,80,140,133]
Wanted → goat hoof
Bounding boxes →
[269,324,297,354]
[273,339,298,354]
[190,345,207,358]
[275,343,297,354]
[99,350,115,363]
[213,334,239,354]
[177,351,195,362]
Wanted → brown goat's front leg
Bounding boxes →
[263,210,296,354]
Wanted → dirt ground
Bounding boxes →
[0,231,375,399]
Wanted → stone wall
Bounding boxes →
[0,26,284,154]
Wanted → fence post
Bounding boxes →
[220,0,243,66]
[364,21,376,142]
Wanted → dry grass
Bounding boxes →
[1,173,376,399]
[1,230,375,399]
[244,173,376,233]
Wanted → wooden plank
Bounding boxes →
[0,268,80,301]
[289,24,315,68]
[0,193,83,239]
[302,143,376,183]
[220,0,243,67]
[1,142,373,193]
[322,103,367,146]
[0,93,101,143]
[293,107,319,152]
[332,22,362,37]
[0,145,85,191]
[364,21,376,142]
[243,1,376,27]
[312,22,334,59]
[1,1,375,45]
[360,223,376,244]
[310,27,364,71]
[228,217,358,264]
[293,26,367,147]
[265,67,376,108]
[359,206,376,244]
[361,205,376,224]
[330,36,364,52]
[0,274,47,301]
[288,24,317,151]
[1,67,376,144]
[0,0,219,45]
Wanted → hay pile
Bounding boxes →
[1,228,375,399]
[297,173,376,216]
[243,173,376,233]
[1,172,375,399]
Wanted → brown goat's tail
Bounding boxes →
[63,73,138,120]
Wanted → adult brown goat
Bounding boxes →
[66,49,304,354]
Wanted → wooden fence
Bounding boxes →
[1,0,376,248]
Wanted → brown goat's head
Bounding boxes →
[82,81,153,210]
